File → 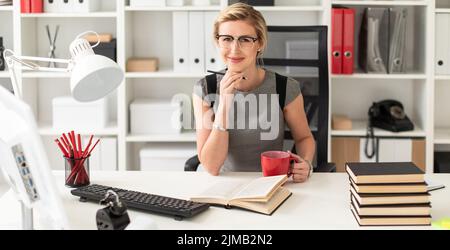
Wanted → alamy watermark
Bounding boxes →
[170,86,281,140]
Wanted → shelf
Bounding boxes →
[435,75,450,80]
[126,69,206,79]
[126,132,196,142]
[22,72,71,79]
[332,73,427,80]
[435,8,450,13]
[38,121,119,136]
[125,5,324,12]
[125,6,221,11]
[254,6,324,12]
[21,12,117,18]
[331,0,428,6]
[331,120,426,138]
[0,5,12,11]
[434,128,450,144]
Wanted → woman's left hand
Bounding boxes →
[287,151,310,183]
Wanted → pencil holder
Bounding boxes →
[65,155,90,188]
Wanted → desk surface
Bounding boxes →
[1,171,449,230]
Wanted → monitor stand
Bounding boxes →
[21,201,33,230]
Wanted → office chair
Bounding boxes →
[185,26,336,173]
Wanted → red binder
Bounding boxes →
[331,8,343,74]
[342,8,355,74]
[21,0,31,13]
[30,0,43,13]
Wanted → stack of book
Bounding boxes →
[347,162,431,226]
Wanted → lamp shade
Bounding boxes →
[70,54,124,102]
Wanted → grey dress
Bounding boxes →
[193,69,301,172]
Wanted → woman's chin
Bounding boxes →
[227,64,245,72]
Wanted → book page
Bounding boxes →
[232,175,286,201]
[230,187,292,215]
[191,179,245,200]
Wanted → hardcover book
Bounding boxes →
[190,175,291,215]
[346,162,424,184]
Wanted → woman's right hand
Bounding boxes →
[219,71,245,109]
[220,71,245,95]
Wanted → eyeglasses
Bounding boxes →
[216,35,258,50]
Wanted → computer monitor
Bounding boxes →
[0,86,69,229]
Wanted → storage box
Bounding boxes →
[130,99,182,134]
[192,0,210,6]
[167,0,185,6]
[84,33,113,43]
[85,136,117,171]
[44,0,99,13]
[127,58,159,72]
[52,96,108,131]
[140,143,197,171]
[332,114,352,130]
[130,0,165,7]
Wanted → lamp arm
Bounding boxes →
[7,54,73,72]
[3,49,74,99]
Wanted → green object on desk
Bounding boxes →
[432,218,450,230]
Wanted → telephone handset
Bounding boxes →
[365,100,414,158]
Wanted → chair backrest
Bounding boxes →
[262,25,329,168]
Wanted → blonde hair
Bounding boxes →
[213,3,268,55]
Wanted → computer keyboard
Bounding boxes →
[71,184,209,220]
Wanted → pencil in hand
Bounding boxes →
[207,70,247,80]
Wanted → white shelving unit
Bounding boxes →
[331,1,429,6]
[20,12,117,18]
[125,6,222,11]
[434,0,450,161]
[330,0,434,173]
[331,121,426,137]
[0,0,445,174]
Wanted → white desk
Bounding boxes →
[1,171,449,230]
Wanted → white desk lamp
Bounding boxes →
[1,31,124,229]
[3,31,124,102]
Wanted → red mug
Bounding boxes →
[261,151,299,177]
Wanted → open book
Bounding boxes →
[190,175,292,215]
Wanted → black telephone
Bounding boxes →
[368,100,414,132]
[365,100,414,159]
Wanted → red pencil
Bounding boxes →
[67,138,100,182]
[62,133,72,156]
[88,139,100,156]
[82,135,94,158]
[55,139,69,157]
[77,134,82,158]
[57,138,69,154]
[70,131,78,158]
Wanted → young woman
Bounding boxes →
[193,3,315,183]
